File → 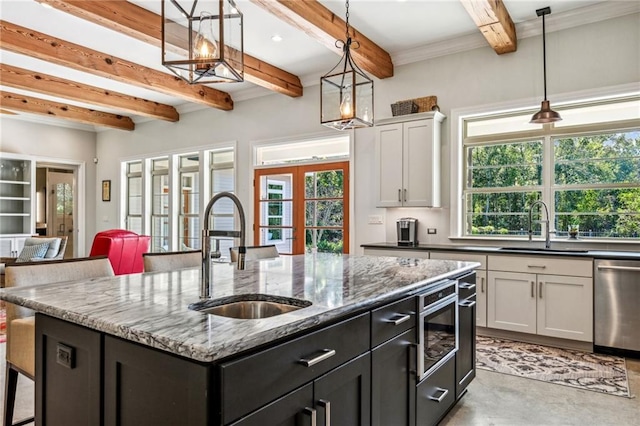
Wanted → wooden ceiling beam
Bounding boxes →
[250,0,393,79]
[460,0,517,54]
[0,90,135,131]
[0,63,179,122]
[0,20,233,110]
[36,0,303,97]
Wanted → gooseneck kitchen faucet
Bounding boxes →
[201,192,246,299]
[528,200,554,249]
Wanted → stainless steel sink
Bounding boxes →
[189,295,312,319]
[498,247,589,253]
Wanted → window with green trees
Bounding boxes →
[463,97,640,240]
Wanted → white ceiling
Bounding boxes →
[0,0,636,131]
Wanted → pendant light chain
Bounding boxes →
[345,0,351,41]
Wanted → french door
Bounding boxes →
[254,162,349,255]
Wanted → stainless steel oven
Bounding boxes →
[416,279,458,381]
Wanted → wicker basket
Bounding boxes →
[411,96,438,112]
[390,100,418,116]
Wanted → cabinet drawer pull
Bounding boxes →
[404,188,407,202]
[527,264,546,269]
[301,407,317,426]
[427,387,449,403]
[299,349,336,367]
[459,283,476,290]
[481,276,485,293]
[459,300,476,308]
[318,399,330,426]
[388,314,411,326]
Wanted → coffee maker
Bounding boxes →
[396,217,418,246]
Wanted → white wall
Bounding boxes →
[0,119,97,254]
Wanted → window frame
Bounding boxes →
[456,94,640,242]
[120,144,236,253]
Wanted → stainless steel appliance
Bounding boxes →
[397,217,418,246]
[416,279,458,380]
[594,259,640,355]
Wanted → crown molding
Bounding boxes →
[393,1,640,66]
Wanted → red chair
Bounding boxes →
[89,229,150,275]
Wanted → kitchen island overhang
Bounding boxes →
[0,253,480,363]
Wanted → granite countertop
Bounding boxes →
[361,242,640,260]
[0,253,478,363]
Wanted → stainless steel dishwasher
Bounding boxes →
[594,259,640,355]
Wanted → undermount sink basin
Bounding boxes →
[499,247,589,253]
[189,294,312,319]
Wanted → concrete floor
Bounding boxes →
[1,342,638,425]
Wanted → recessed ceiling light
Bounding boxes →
[271,35,283,42]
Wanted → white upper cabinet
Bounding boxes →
[375,112,444,208]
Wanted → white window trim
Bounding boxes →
[450,82,640,242]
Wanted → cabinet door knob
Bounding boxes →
[318,399,331,426]
[299,349,336,367]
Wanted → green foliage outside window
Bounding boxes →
[466,131,640,238]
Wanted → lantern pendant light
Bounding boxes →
[321,0,374,130]
[530,6,562,124]
[161,0,244,85]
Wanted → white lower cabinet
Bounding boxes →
[487,255,593,342]
[475,270,487,328]
[429,251,487,327]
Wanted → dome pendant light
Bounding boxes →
[320,0,374,130]
[530,7,562,124]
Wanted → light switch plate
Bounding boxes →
[367,215,383,224]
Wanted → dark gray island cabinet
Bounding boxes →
[19,255,479,425]
[37,277,475,426]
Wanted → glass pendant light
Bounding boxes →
[530,6,562,124]
[162,0,243,84]
[321,0,374,130]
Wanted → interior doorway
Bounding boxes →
[254,161,349,255]
[36,166,77,258]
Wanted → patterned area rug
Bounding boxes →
[476,336,632,398]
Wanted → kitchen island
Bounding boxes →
[1,253,479,425]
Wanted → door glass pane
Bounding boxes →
[305,170,344,198]
[305,200,343,227]
[305,229,343,254]
[259,227,293,253]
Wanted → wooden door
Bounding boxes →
[254,162,349,254]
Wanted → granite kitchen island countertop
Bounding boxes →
[0,253,478,363]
